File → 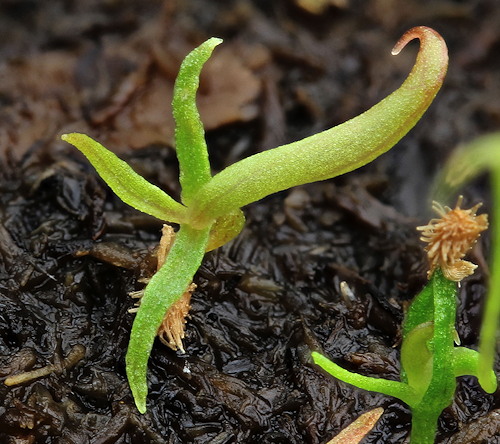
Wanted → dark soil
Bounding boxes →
[0,1,499,443]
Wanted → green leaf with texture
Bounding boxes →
[125,224,210,413]
[61,133,188,223]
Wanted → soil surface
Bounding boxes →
[0,1,499,443]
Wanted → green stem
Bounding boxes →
[409,270,457,444]
[432,133,500,393]
[409,408,441,444]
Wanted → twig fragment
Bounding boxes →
[4,345,86,386]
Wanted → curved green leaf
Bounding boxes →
[206,209,245,251]
[401,322,433,400]
[125,224,210,413]
[61,133,188,223]
[173,38,222,205]
[452,347,497,391]
[311,351,416,405]
[188,26,448,228]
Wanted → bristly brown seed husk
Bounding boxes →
[417,196,488,281]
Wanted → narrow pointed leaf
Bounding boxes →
[173,38,222,205]
[311,351,416,405]
[189,27,448,228]
[62,133,188,223]
[126,225,210,413]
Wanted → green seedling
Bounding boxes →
[433,133,500,394]
[62,26,448,413]
[312,200,497,443]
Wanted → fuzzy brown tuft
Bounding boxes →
[417,196,488,281]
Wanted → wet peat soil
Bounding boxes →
[0,1,499,443]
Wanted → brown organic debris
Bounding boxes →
[417,196,488,281]
[326,407,384,444]
[4,345,86,387]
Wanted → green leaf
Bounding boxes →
[433,133,500,203]
[125,224,210,413]
[311,351,416,405]
[172,38,222,205]
[402,280,434,340]
[400,322,433,400]
[479,175,500,393]
[452,347,497,392]
[188,26,448,228]
[61,133,188,223]
[205,209,245,251]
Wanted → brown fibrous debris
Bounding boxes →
[157,283,196,353]
[129,224,193,352]
[416,196,488,281]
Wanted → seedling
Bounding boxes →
[312,199,498,443]
[433,133,500,398]
[62,26,448,413]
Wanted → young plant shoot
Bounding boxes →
[433,133,500,391]
[312,199,497,443]
[62,26,448,413]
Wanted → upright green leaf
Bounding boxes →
[172,38,222,205]
[61,133,188,223]
[126,224,210,413]
[188,27,448,228]
[480,168,500,392]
